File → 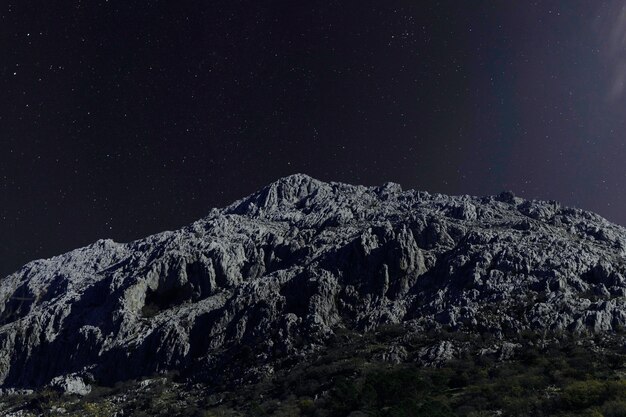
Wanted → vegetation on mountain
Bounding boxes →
[3,328,626,416]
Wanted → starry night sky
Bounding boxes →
[1,1,625,276]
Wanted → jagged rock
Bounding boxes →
[49,374,91,396]
[478,342,521,361]
[1,173,626,389]
[377,345,409,364]
[50,406,67,415]
[418,341,458,365]
[0,388,33,396]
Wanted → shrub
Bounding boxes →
[297,397,315,415]
[561,380,607,410]
[603,400,626,417]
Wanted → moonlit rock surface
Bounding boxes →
[49,374,92,396]
[1,174,626,389]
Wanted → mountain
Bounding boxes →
[2,174,626,414]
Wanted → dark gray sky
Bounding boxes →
[1,1,625,276]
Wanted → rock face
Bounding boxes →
[1,174,626,389]
[49,374,92,396]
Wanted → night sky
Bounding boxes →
[1,1,625,277]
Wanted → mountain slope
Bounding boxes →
[1,174,626,393]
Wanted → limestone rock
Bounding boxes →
[0,174,626,389]
[49,374,92,396]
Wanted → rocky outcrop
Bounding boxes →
[1,174,626,389]
[49,374,92,396]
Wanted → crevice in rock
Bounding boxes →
[0,284,36,325]
[142,284,193,317]
[141,261,215,318]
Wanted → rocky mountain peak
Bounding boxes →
[227,173,328,215]
[1,175,626,394]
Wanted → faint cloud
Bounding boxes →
[608,61,626,100]
[596,2,626,101]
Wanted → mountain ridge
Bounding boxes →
[1,174,626,395]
